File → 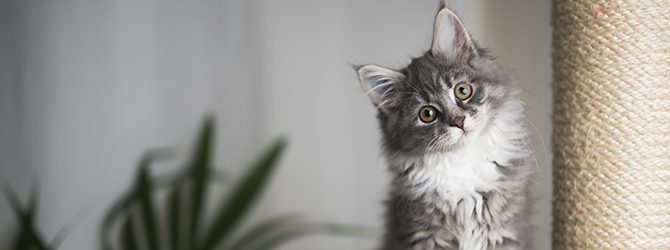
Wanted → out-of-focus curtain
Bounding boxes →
[0,1,551,249]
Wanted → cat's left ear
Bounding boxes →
[357,65,403,107]
[431,7,477,59]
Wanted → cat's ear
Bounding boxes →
[357,65,403,106]
[431,7,477,59]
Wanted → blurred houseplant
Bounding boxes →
[100,117,371,250]
[1,183,50,250]
[2,117,371,250]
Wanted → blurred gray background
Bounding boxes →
[0,0,551,249]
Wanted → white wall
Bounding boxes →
[0,1,551,249]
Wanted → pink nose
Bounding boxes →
[451,116,465,129]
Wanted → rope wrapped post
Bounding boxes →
[552,1,670,249]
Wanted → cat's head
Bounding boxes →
[357,7,521,159]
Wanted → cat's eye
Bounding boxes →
[419,106,438,123]
[454,82,472,100]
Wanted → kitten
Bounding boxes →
[357,6,533,250]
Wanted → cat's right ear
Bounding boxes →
[357,65,403,107]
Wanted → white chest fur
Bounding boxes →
[405,144,502,208]
[397,122,527,250]
[403,145,512,250]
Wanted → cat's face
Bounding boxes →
[358,8,518,158]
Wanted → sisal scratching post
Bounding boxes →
[552,1,670,249]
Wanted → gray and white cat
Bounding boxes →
[357,6,533,250]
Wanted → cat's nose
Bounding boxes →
[451,116,465,129]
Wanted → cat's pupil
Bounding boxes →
[459,87,468,95]
[424,109,433,118]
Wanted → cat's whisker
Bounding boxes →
[424,140,436,162]
[436,138,444,155]
[424,135,442,163]
[439,136,450,154]
[394,92,420,97]
[523,116,549,179]
[433,136,446,154]
[407,82,427,98]
[525,138,544,179]
[362,81,394,98]
[375,95,417,110]
[380,86,395,99]
[518,126,539,169]
[376,100,391,110]
[521,97,557,118]
[516,125,543,180]
[528,177,549,192]
[388,150,403,160]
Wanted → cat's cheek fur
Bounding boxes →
[462,106,492,138]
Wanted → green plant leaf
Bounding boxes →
[100,149,171,250]
[13,223,48,250]
[209,168,230,184]
[200,138,288,250]
[226,213,303,250]
[27,183,38,219]
[167,187,182,250]
[50,197,98,249]
[154,167,228,191]
[138,165,159,250]
[244,223,374,250]
[1,181,48,250]
[189,116,215,248]
[121,213,138,250]
[12,227,32,250]
[26,184,47,250]
[3,183,31,250]
[1,181,26,223]
[101,191,136,250]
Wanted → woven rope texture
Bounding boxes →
[552,1,670,249]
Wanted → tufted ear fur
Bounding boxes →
[357,65,403,106]
[431,7,477,59]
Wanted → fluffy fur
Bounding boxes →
[357,6,533,250]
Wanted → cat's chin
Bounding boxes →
[433,134,467,153]
[450,127,467,143]
[445,126,487,151]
